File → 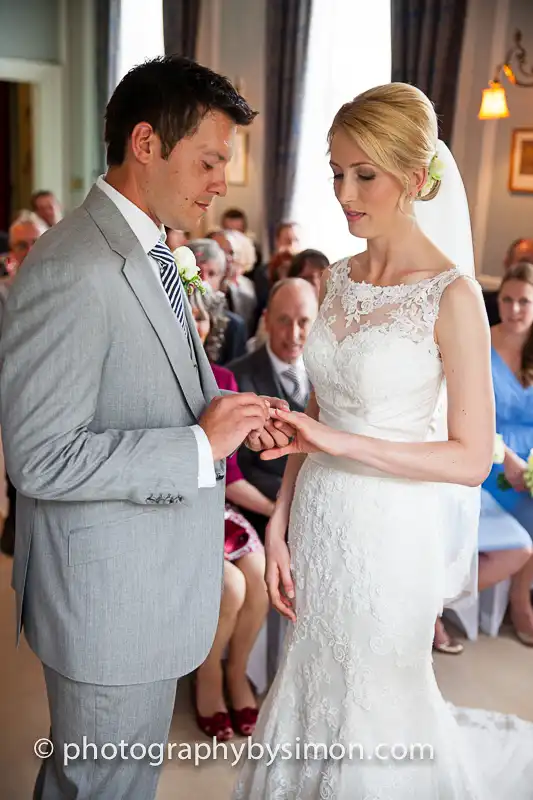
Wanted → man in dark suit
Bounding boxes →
[228,277,318,532]
[228,277,318,682]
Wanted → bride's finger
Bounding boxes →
[260,444,296,461]
[266,566,296,621]
[271,420,296,437]
[279,562,295,599]
[273,408,300,423]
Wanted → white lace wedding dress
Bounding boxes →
[233,259,533,799]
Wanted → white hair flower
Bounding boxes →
[421,152,445,197]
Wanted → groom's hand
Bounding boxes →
[199,393,270,462]
[245,396,295,452]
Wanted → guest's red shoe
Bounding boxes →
[231,706,259,737]
[195,709,234,741]
[192,674,234,741]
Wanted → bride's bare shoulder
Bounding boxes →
[436,272,486,329]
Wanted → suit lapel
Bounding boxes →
[181,286,220,403]
[83,185,207,419]
[122,251,206,419]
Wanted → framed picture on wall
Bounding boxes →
[509,129,533,193]
[227,130,249,186]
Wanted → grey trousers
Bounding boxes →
[34,664,178,800]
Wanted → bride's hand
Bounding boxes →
[265,514,296,622]
[260,408,343,461]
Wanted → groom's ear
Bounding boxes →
[130,122,158,165]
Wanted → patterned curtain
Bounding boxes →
[264,0,313,251]
[162,0,202,58]
[391,0,468,144]
[95,0,121,171]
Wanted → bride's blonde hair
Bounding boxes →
[328,83,440,202]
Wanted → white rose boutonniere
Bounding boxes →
[173,246,205,295]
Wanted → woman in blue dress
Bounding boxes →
[483,261,533,645]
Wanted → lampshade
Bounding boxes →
[478,81,510,119]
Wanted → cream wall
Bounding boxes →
[197,0,266,238]
[452,0,533,276]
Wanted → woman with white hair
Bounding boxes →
[187,238,247,364]
[223,229,258,336]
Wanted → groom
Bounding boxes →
[0,57,290,800]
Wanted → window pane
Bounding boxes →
[290,1,391,262]
[117,0,165,83]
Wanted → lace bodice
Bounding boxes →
[305,258,464,446]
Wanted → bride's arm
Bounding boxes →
[268,277,495,487]
[269,266,330,520]
[270,392,319,520]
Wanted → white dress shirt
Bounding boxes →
[96,176,216,488]
[266,343,310,402]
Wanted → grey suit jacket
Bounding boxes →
[0,186,226,685]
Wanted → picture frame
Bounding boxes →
[227,130,249,186]
[509,128,533,193]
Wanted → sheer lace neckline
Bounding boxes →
[340,257,459,291]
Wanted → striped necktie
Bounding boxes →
[149,239,187,333]
[282,365,304,405]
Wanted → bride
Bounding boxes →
[232,83,533,799]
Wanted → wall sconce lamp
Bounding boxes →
[479,29,533,119]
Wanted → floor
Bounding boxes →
[1,551,532,800]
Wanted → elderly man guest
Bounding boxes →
[228,277,318,681]
[228,278,318,526]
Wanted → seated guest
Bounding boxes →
[482,262,533,645]
[223,229,257,336]
[434,491,532,653]
[30,189,62,228]
[268,250,294,284]
[483,238,533,326]
[187,238,247,364]
[253,222,301,324]
[288,248,329,297]
[247,251,299,352]
[189,287,272,740]
[229,278,319,536]
[164,227,189,250]
[274,221,300,255]
[0,210,46,556]
[221,207,248,233]
[221,207,263,271]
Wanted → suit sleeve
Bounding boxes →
[0,257,202,505]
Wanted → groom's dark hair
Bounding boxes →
[104,56,257,166]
